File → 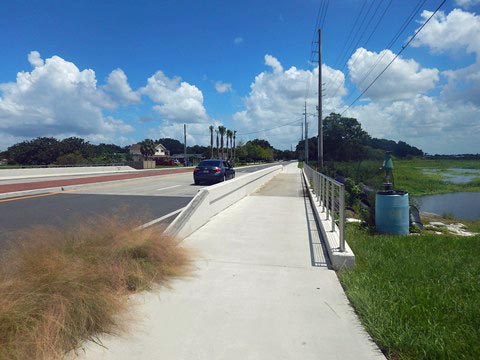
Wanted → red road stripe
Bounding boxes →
[0,169,193,194]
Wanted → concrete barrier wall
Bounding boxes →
[166,165,283,241]
[0,166,137,180]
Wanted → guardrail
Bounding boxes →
[304,164,345,252]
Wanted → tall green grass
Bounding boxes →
[340,225,480,359]
[0,216,191,359]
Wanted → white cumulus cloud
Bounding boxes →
[413,9,480,55]
[104,68,140,104]
[141,71,208,123]
[346,95,480,154]
[455,0,480,9]
[232,55,346,149]
[347,48,439,101]
[264,54,284,73]
[0,51,133,145]
[412,9,480,105]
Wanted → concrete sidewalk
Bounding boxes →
[76,163,384,360]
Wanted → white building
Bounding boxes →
[129,143,170,160]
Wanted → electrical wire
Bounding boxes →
[331,0,367,72]
[351,0,427,93]
[237,117,304,136]
[329,0,392,99]
[340,0,447,115]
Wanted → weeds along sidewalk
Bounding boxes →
[77,164,384,360]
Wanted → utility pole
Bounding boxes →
[318,28,323,170]
[301,121,304,161]
[304,101,309,165]
[183,124,187,166]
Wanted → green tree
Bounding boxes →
[226,129,233,159]
[56,151,87,165]
[215,129,219,158]
[209,125,214,158]
[218,126,226,159]
[139,139,156,160]
[323,113,370,161]
[7,137,61,165]
[59,137,94,159]
[156,138,183,155]
[233,130,237,160]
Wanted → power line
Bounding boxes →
[237,117,304,136]
[330,0,367,71]
[306,1,329,102]
[351,0,427,93]
[327,0,383,98]
[340,0,447,116]
[329,0,393,99]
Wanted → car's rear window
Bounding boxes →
[198,160,221,167]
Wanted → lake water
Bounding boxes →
[422,168,480,184]
[416,192,480,220]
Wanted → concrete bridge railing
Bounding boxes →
[303,164,355,269]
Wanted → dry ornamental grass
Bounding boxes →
[0,215,191,360]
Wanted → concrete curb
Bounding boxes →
[301,169,355,270]
[165,165,283,241]
[0,166,195,181]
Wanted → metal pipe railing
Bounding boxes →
[304,164,345,252]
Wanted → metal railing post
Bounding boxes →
[339,185,345,252]
[325,180,330,220]
[304,164,346,251]
[331,183,335,231]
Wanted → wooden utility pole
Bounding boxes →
[318,28,323,170]
[184,124,187,166]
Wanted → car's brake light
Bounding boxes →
[194,168,200,172]
[213,167,221,173]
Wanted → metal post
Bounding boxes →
[331,183,335,231]
[184,124,187,165]
[339,185,345,252]
[304,102,308,166]
[321,176,325,212]
[326,180,330,220]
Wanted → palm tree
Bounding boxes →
[233,130,237,161]
[225,129,230,159]
[226,130,233,159]
[139,139,156,160]
[218,126,226,159]
[215,129,219,158]
[209,125,214,158]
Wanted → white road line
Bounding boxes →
[135,207,186,230]
[156,185,182,191]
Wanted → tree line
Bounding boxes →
[1,137,129,166]
[295,112,424,162]
[1,136,293,166]
[0,113,424,166]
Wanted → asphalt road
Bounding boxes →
[0,162,290,244]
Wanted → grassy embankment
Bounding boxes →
[0,216,191,359]
[331,158,480,359]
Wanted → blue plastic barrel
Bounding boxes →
[375,191,409,235]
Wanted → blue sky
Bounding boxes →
[1,0,479,154]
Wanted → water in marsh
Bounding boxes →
[416,192,480,220]
[422,168,480,184]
